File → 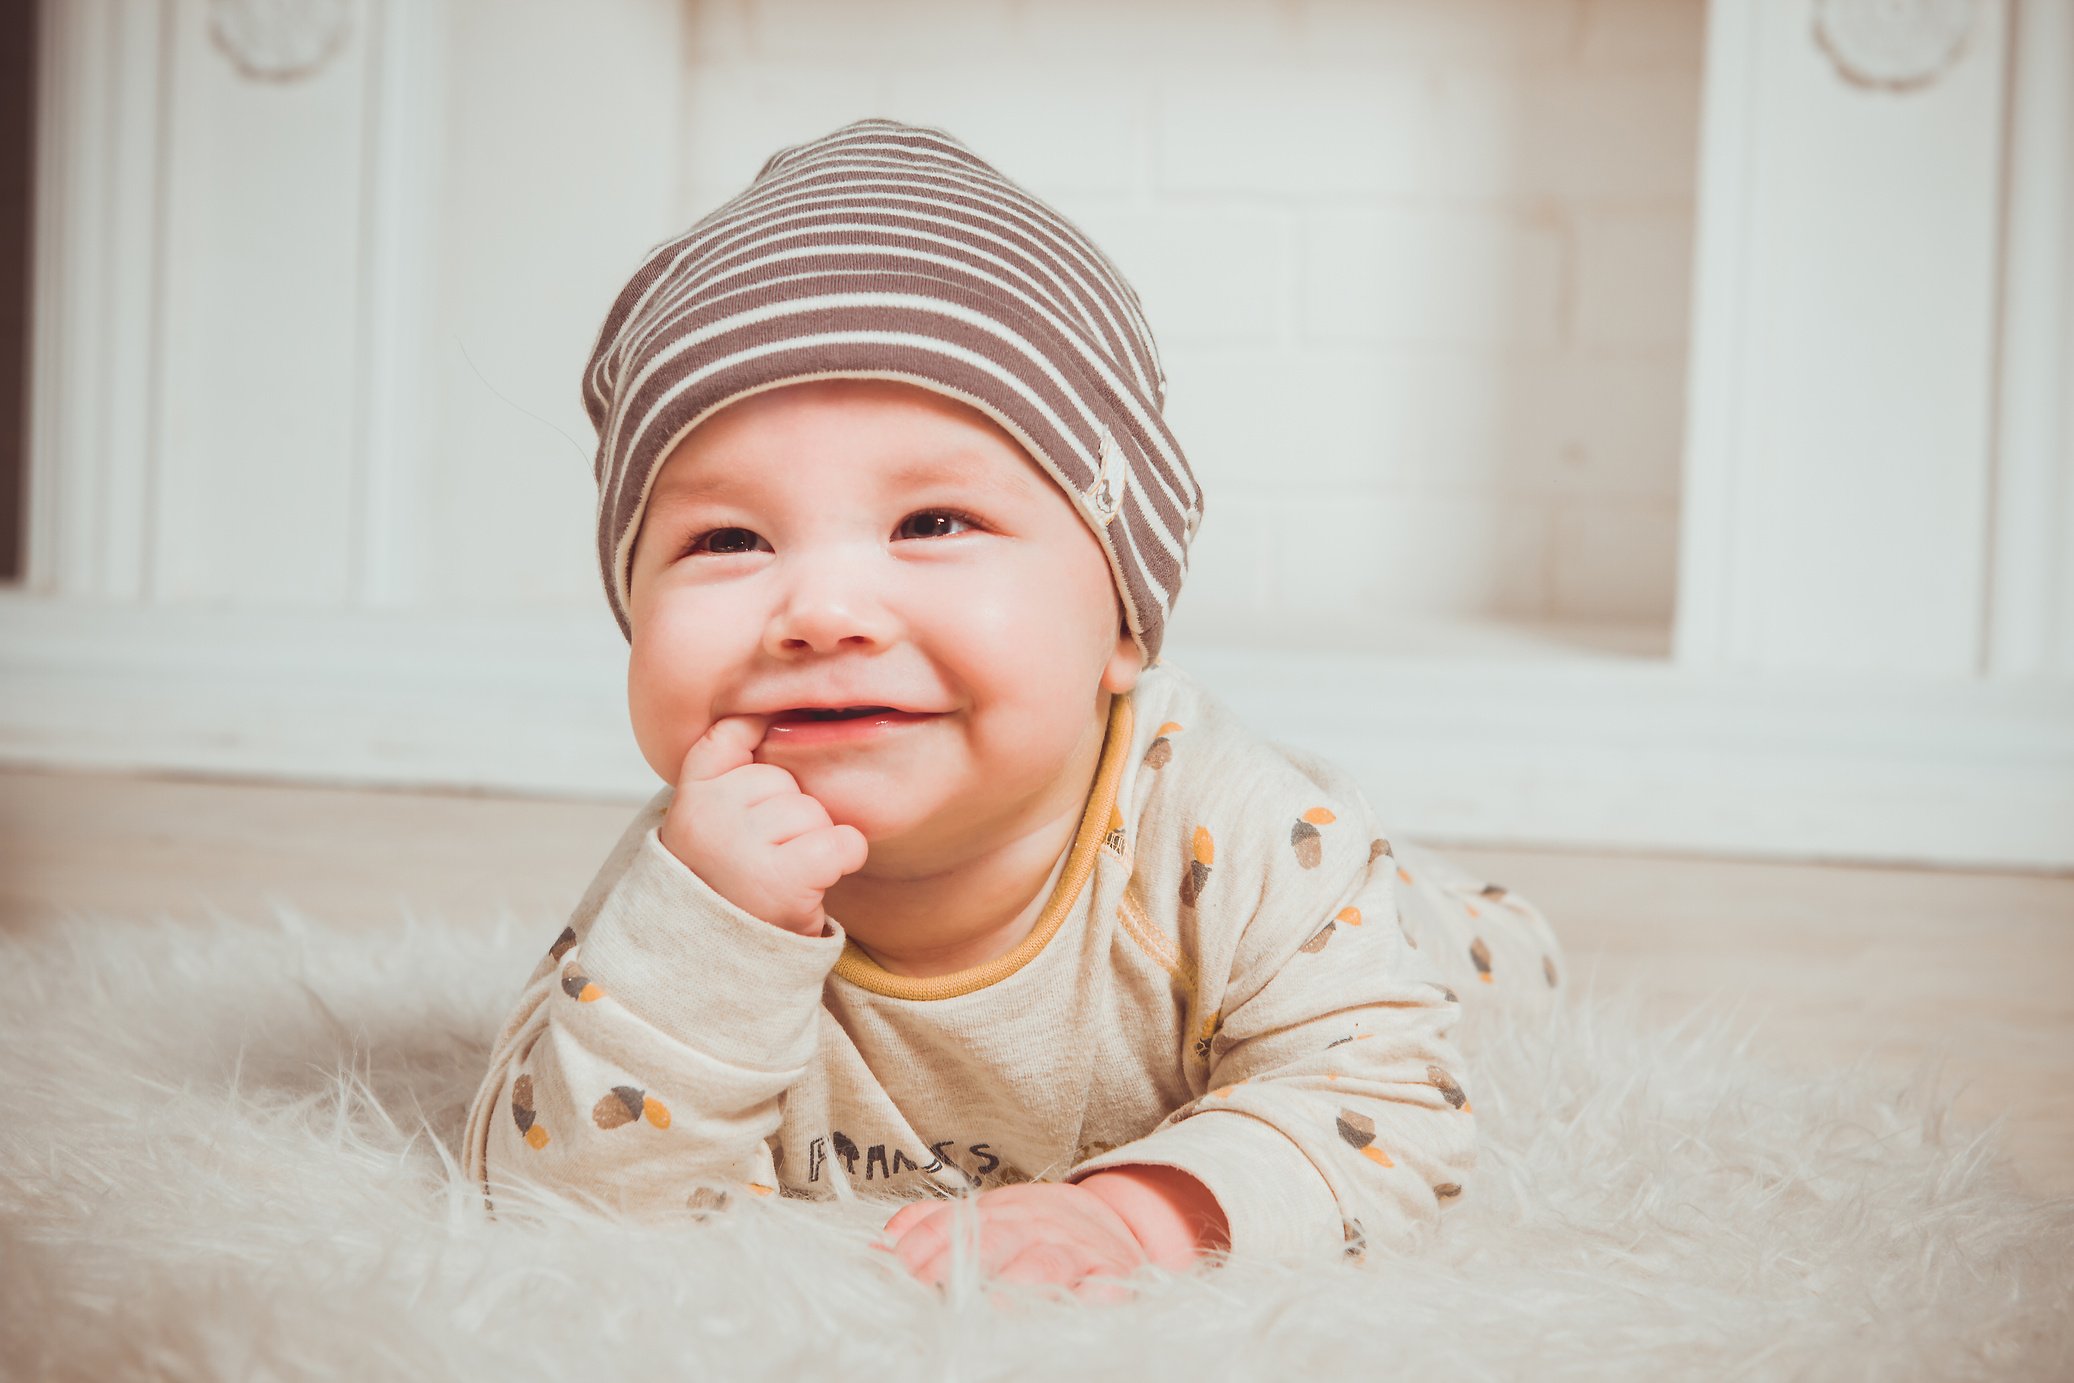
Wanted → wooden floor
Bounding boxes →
[5,765,2070,1198]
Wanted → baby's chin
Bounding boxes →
[770,758,939,840]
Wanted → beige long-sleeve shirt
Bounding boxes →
[464,662,1565,1260]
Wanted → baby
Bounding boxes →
[464,117,1564,1291]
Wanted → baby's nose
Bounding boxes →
[765,556,900,655]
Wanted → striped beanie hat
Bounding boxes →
[581,117,1203,663]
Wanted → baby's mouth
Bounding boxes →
[771,706,899,723]
[761,706,941,745]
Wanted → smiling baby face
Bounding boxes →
[624,377,1142,866]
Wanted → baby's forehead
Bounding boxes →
[651,380,1058,505]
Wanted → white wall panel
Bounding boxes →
[416,0,685,615]
[353,0,447,608]
[1987,0,2074,681]
[151,0,373,605]
[26,0,167,600]
[1679,0,2010,676]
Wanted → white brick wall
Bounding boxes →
[677,0,1703,638]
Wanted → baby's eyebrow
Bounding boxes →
[880,454,1038,503]
[653,453,1034,511]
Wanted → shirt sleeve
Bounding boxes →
[462,792,844,1220]
[1067,775,1476,1263]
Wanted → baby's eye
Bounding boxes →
[894,509,981,541]
[680,512,979,557]
[684,527,770,557]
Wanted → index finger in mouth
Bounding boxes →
[676,713,774,784]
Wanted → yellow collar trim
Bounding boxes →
[830,691,1134,1002]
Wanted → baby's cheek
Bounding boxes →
[625,646,711,779]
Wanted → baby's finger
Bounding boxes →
[745,792,834,846]
[992,1242,1087,1288]
[774,823,871,890]
[1072,1273,1137,1306]
[911,1240,953,1290]
[887,1219,958,1293]
[878,1201,940,1257]
[890,1205,951,1277]
[882,1199,939,1241]
[676,714,772,786]
[711,762,805,812]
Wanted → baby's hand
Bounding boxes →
[878,1183,1153,1299]
[658,715,869,936]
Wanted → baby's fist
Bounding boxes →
[880,1184,1152,1298]
[659,715,868,936]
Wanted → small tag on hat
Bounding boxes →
[1086,427,1126,526]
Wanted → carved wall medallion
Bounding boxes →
[1813,0,1980,93]
[209,0,355,83]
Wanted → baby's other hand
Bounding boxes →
[878,1184,1152,1301]
[658,714,869,936]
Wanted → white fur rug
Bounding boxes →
[2,903,2068,1381]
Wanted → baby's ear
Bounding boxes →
[1102,624,1145,695]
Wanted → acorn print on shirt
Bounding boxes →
[1427,1065,1470,1112]
[1299,906,1363,955]
[1143,722,1184,770]
[549,926,577,962]
[1371,836,1418,885]
[561,961,601,1003]
[1469,937,1494,984]
[1179,825,1214,914]
[593,1085,671,1131]
[1290,807,1336,868]
[511,1074,549,1149]
[685,1183,773,1216]
[1335,1109,1395,1167]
